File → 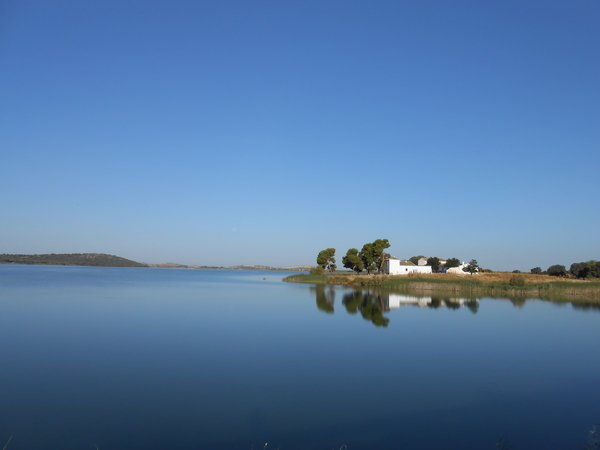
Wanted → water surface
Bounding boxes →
[0,265,598,449]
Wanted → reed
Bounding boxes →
[283,272,600,301]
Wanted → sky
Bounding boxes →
[1,0,599,271]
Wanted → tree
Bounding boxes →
[547,264,567,277]
[570,262,590,279]
[342,248,364,274]
[530,267,542,275]
[372,239,391,274]
[570,261,600,279]
[359,244,376,274]
[409,255,425,265]
[427,257,441,272]
[462,259,479,275]
[316,248,336,272]
[360,239,390,274]
[445,258,461,268]
[590,261,600,278]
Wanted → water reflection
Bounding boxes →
[342,290,390,327]
[312,288,480,327]
[311,285,336,313]
[571,302,600,311]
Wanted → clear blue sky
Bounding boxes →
[1,1,598,271]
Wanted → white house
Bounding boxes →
[447,261,477,274]
[418,257,447,267]
[383,258,433,275]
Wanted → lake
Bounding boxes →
[0,265,599,450]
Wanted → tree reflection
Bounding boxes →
[465,299,479,314]
[510,297,527,308]
[427,297,479,313]
[428,298,443,309]
[313,288,481,327]
[311,285,335,314]
[571,302,600,311]
[341,290,390,327]
[444,299,461,310]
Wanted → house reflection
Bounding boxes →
[388,294,479,314]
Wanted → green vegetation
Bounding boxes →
[509,274,526,287]
[427,256,441,272]
[341,248,363,274]
[318,239,390,275]
[359,239,390,274]
[445,257,461,268]
[548,264,567,277]
[570,260,600,279]
[316,248,337,272]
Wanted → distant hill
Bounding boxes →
[281,265,312,271]
[0,254,311,271]
[0,253,148,268]
[145,262,190,269]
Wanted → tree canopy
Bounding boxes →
[570,261,599,279]
[342,248,364,274]
[360,239,390,274]
[316,248,337,272]
[547,264,567,277]
[445,258,461,268]
[427,257,441,272]
[462,259,479,275]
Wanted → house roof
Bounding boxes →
[400,260,416,266]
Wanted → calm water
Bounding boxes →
[0,265,599,450]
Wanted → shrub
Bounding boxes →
[512,270,521,273]
[509,274,526,287]
[309,266,326,276]
[530,267,542,275]
[547,264,567,277]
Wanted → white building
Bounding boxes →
[383,258,433,275]
[447,261,477,274]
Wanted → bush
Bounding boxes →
[509,274,526,287]
[530,267,542,275]
[547,264,567,277]
[512,270,521,273]
[309,266,326,276]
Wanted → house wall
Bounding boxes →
[447,262,477,274]
[384,259,433,275]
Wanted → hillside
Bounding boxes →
[0,253,148,268]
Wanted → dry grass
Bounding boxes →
[399,271,598,285]
[328,272,589,285]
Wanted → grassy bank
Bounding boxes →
[283,272,600,301]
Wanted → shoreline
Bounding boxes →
[283,272,600,302]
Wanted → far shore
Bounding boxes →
[283,272,600,302]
